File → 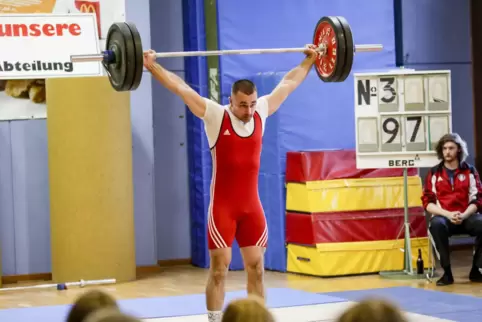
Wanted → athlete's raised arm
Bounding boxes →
[265,45,317,116]
[143,50,206,118]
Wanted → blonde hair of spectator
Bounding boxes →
[221,295,275,322]
[66,289,120,322]
[336,298,408,322]
[83,308,141,322]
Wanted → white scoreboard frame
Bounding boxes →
[354,69,452,169]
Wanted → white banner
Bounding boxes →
[0,1,126,121]
[0,13,101,79]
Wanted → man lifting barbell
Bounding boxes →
[69,14,382,321]
[143,41,317,321]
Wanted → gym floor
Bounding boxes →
[0,248,479,310]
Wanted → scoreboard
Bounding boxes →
[354,69,452,169]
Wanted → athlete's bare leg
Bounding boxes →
[240,246,266,300]
[206,247,231,322]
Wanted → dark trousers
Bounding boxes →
[429,213,482,269]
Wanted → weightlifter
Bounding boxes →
[143,45,318,322]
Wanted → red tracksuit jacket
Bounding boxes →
[422,162,482,213]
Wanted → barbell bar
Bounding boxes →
[72,44,383,61]
[69,16,383,92]
[0,278,116,292]
[145,44,383,57]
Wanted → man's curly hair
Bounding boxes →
[435,133,469,162]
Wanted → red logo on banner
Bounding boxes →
[75,0,101,38]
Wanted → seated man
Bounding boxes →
[422,133,482,286]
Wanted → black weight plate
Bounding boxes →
[105,23,126,91]
[124,22,143,91]
[105,23,136,92]
[335,16,354,82]
[312,16,346,82]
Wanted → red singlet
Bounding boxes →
[202,97,269,250]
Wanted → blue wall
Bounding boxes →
[127,0,157,267]
[217,0,396,102]
[0,0,475,276]
[0,120,50,275]
[150,0,191,260]
[400,0,474,164]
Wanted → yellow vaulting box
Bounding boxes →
[286,176,423,213]
[286,238,430,277]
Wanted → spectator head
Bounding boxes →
[66,289,119,322]
[83,308,141,322]
[222,295,275,322]
[336,298,408,322]
[435,132,469,163]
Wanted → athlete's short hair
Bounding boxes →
[231,79,257,95]
[435,133,469,162]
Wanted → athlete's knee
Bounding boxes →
[210,264,228,285]
[246,257,264,282]
[209,250,231,285]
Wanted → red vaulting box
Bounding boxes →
[284,149,429,277]
[286,150,418,183]
[285,208,430,277]
[285,207,427,245]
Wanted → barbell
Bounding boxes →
[0,278,116,292]
[69,16,383,92]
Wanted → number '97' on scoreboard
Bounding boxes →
[354,69,452,169]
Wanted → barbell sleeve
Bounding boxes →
[71,53,106,63]
[70,44,383,63]
[354,44,384,52]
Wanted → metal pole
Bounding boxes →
[0,278,116,292]
[70,44,383,63]
[71,54,105,63]
[403,168,414,274]
[156,47,310,58]
[154,44,383,57]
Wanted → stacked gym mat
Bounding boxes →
[285,150,430,277]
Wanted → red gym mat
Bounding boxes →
[285,150,418,183]
[285,207,427,245]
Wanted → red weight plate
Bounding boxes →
[312,16,346,82]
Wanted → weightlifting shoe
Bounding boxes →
[469,266,482,283]
[436,271,454,286]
